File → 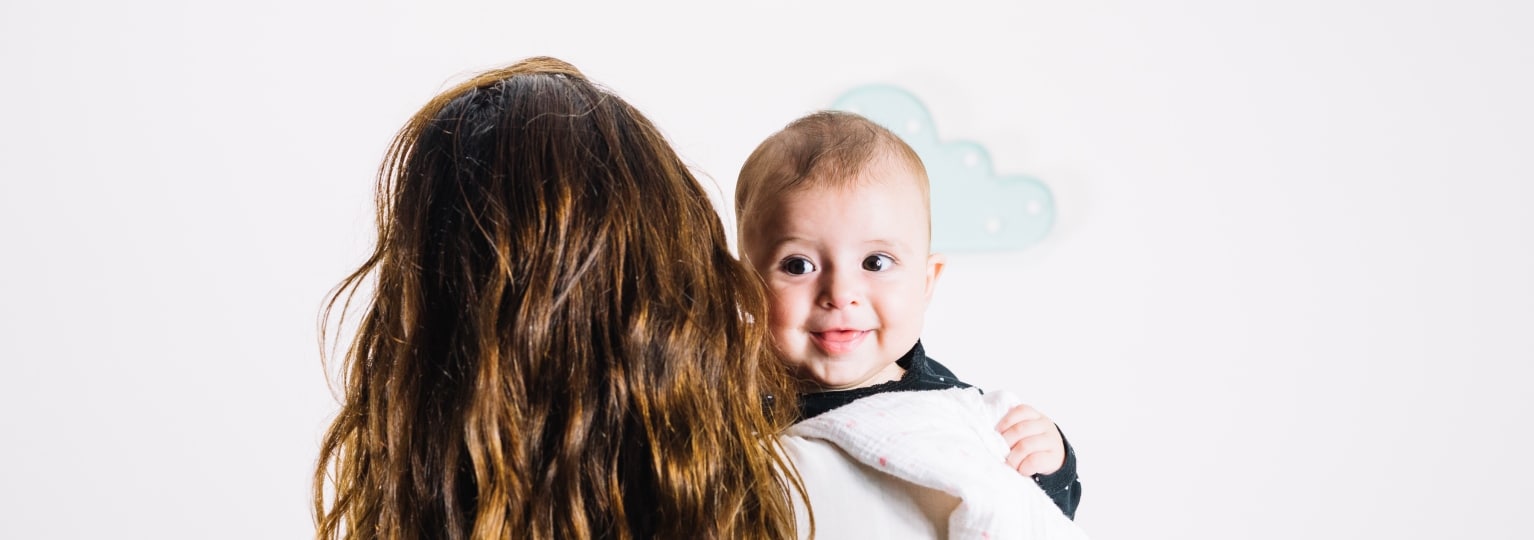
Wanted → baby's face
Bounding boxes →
[743,161,943,390]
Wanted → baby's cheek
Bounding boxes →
[768,327,811,368]
[763,302,797,342]
[765,288,802,324]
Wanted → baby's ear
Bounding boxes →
[924,253,947,300]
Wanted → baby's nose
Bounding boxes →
[818,271,863,309]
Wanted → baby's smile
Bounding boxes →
[810,329,871,354]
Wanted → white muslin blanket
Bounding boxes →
[779,388,1090,540]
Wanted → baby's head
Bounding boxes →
[735,111,945,391]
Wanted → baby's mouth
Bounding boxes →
[810,329,870,355]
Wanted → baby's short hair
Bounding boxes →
[734,111,929,245]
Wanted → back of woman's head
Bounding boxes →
[315,57,800,540]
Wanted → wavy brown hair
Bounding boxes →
[314,57,803,540]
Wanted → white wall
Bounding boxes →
[2,1,1530,538]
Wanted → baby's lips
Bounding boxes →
[814,329,866,342]
[809,329,870,354]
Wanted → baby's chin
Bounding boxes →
[798,362,903,392]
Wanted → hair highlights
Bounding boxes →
[314,57,802,540]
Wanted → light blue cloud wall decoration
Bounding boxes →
[831,85,1054,253]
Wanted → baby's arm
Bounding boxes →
[996,404,1083,519]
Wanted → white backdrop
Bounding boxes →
[2,1,1531,538]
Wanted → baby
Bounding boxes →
[735,111,1082,518]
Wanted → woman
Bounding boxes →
[313,57,803,539]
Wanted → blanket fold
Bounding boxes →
[786,388,1090,540]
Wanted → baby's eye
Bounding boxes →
[862,254,894,272]
[779,257,816,276]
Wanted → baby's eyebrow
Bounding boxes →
[861,238,908,251]
[765,236,815,250]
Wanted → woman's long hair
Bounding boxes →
[314,57,803,540]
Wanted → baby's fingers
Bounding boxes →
[1007,433,1065,476]
[995,404,1044,432]
[997,417,1053,446]
[1015,448,1065,476]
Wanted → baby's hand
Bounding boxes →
[995,404,1066,476]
